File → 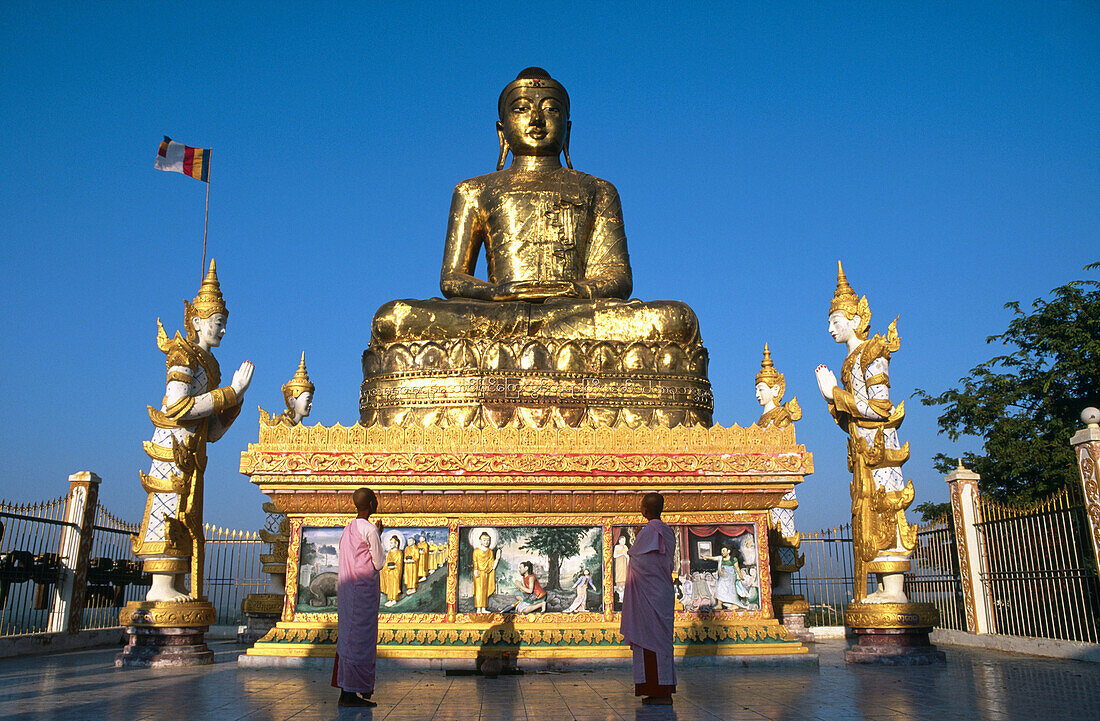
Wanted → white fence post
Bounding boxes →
[46,472,101,634]
[946,462,991,634]
[1071,408,1100,592]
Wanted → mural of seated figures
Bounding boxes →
[294,525,448,614]
[612,523,761,612]
[458,525,604,615]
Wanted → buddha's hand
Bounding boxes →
[492,280,580,301]
[232,361,255,395]
[815,365,836,400]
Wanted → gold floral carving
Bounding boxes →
[949,480,977,633]
[242,593,285,616]
[1076,442,1100,577]
[844,602,939,629]
[247,420,804,455]
[119,600,216,628]
[265,490,789,516]
[243,450,810,478]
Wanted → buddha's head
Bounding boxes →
[389,536,399,549]
[754,343,784,411]
[829,261,871,343]
[185,259,229,349]
[496,67,571,169]
[479,532,491,549]
[281,352,315,423]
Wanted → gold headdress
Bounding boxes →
[829,261,871,340]
[184,259,228,341]
[282,352,315,406]
[754,343,785,400]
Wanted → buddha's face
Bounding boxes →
[499,87,567,157]
[755,382,779,408]
[291,391,313,419]
[828,311,859,344]
[480,534,491,548]
[389,537,398,549]
[193,313,227,350]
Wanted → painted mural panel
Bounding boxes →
[611,523,761,612]
[458,526,603,614]
[295,525,448,614]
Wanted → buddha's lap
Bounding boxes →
[372,297,699,345]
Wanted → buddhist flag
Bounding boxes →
[155,136,210,182]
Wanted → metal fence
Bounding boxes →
[909,516,967,631]
[975,487,1100,643]
[791,524,856,626]
[204,525,264,626]
[0,494,69,636]
[80,505,146,631]
[1,485,267,637]
[792,517,968,630]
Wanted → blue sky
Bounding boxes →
[1,2,1096,534]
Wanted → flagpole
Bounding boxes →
[201,154,211,279]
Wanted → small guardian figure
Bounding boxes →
[754,343,801,429]
[135,260,253,602]
[274,352,314,425]
[815,262,916,604]
[754,343,805,597]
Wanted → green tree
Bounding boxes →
[521,527,589,591]
[915,263,1100,502]
[912,501,952,523]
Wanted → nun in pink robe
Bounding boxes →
[331,497,385,703]
[619,493,677,703]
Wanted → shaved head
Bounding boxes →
[352,487,378,514]
[642,492,664,519]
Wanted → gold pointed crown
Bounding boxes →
[829,261,871,340]
[754,343,785,399]
[282,352,315,405]
[183,259,228,341]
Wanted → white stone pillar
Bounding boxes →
[1071,408,1100,592]
[47,472,101,634]
[945,462,991,634]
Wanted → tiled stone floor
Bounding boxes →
[2,639,1099,721]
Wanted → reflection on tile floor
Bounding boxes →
[1,640,1098,720]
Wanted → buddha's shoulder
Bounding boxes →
[453,168,618,197]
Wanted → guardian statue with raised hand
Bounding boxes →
[135,260,254,602]
[815,262,916,604]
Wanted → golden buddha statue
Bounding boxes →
[362,68,712,429]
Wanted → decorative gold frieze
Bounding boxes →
[844,602,939,629]
[119,600,216,628]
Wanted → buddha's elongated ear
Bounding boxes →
[562,120,573,169]
[496,121,510,171]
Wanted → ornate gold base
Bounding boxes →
[844,602,939,630]
[773,595,809,615]
[119,600,216,628]
[245,619,808,660]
